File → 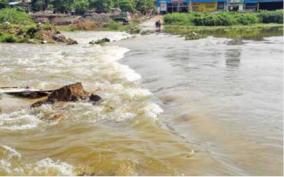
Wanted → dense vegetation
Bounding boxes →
[258,10,284,23]
[0,0,155,15]
[164,10,284,26]
[0,8,73,43]
[0,8,34,25]
[165,24,283,40]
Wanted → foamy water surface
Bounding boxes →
[0,31,283,175]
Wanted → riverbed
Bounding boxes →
[0,32,283,175]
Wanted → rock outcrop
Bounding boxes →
[52,33,78,45]
[31,83,101,107]
[89,38,110,45]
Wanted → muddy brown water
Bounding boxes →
[0,31,283,175]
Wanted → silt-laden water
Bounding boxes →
[0,32,283,175]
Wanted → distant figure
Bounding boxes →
[155,20,162,32]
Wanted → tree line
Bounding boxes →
[0,0,156,15]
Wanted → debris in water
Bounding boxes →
[31,82,102,108]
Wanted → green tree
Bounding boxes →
[0,0,8,9]
[0,8,34,25]
[135,0,155,14]
[89,0,113,13]
[72,0,89,15]
[119,0,135,12]
[51,0,74,13]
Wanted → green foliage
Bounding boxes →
[31,0,47,11]
[258,10,283,23]
[25,25,39,38]
[50,0,73,13]
[0,8,34,25]
[164,13,192,25]
[89,0,114,13]
[0,33,17,42]
[119,0,135,12]
[71,0,89,15]
[0,0,8,9]
[135,0,155,14]
[105,20,120,30]
[165,12,268,26]
[234,13,259,25]
[164,24,283,40]
[29,0,156,14]
[192,13,236,26]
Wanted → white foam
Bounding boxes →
[143,103,164,120]
[0,159,12,174]
[1,145,21,159]
[33,158,74,176]
[0,145,74,176]
[125,88,152,98]
[0,110,43,131]
[116,64,142,82]
[0,31,161,127]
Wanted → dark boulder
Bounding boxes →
[66,38,78,45]
[48,82,89,102]
[52,33,78,45]
[31,83,101,107]
[89,38,110,45]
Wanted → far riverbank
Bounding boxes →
[163,11,283,40]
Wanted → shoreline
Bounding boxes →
[164,23,283,40]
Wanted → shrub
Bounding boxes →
[105,20,120,30]
[164,12,279,26]
[0,8,34,25]
[235,13,259,25]
[119,0,135,12]
[25,25,39,38]
[258,10,283,24]
[128,24,140,34]
[192,13,237,26]
[164,13,191,25]
[0,33,17,42]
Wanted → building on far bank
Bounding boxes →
[244,0,258,11]
[258,0,283,10]
[156,0,283,12]
[227,0,244,11]
[217,0,226,11]
[191,0,218,12]
[156,0,190,13]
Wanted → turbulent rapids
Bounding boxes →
[0,32,183,175]
[0,31,283,176]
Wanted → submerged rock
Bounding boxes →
[52,33,78,45]
[89,38,110,45]
[185,32,202,40]
[31,83,101,107]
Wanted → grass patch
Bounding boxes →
[164,11,284,26]
[0,33,17,42]
[0,8,74,44]
[164,11,283,40]
[258,10,283,23]
[0,8,34,25]
[164,24,283,40]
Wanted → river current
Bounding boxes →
[0,31,283,175]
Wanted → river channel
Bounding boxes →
[0,31,283,175]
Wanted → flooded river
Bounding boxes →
[0,31,283,175]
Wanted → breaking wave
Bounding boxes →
[0,145,74,176]
[0,32,166,176]
[0,32,163,131]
